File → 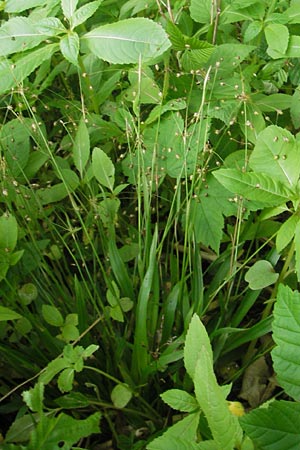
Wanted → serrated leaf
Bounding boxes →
[265,24,289,58]
[92,147,115,190]
[240,400,300,450]
[61,0,78,20]
[83,18,171,64]
[0,43,59,95]
[249,126,300,188]
[0,213,18,252]
[276,215,299,252]
[39,357,68,384]
[161,389,199,412]
[0,305,22,321]
[213,169,293,206]
[71,0,102,29]
[111,384,132,408]
[191,199,224,254]
[60,32,79,66]
[295,221,300,281]
[73,117,90,177]
[272,285,300,400]
[5,0,48,13]
[58,367,74,392]
[42,304,64,327]
[184,314,213,381]
[22,382,44,413]
[147,435,202,450]
[245,260,279,290]
[190,0,214,24]
[244,21,263,42]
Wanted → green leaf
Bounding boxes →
[5,0,49,12]
[265,24,289,58]
[191,199,224,254]
[240,400,300,450]
[184,314,213,381]
[276,215,299,252]
[244,21,263,42]
[92,147,115,190]
[61,0,78,20]
[286,35,300,57]
[213,169,293,206]
[22,382,44,413]
[194,348,242,449]
[272,284,300,401]
[60,32,79,66]
[0,43,59,95]
[111,384,132,408]
[83,18,171,64]
[39,357,68,384]
[161,389,199,412]
[18,283,38,305]
[291,88,300,128]
[0,213,18,252]
[245,260,279,290]
[0,305,22,321]
[190,0,214,24]
[73,117,90,177]
[42,305,64,327]
[5,413,40,443]
[145,98,186,125]
[295,221,300,281]
[58,367,74,392]
[71,0,102,29]
[249,126,300,188]
[61,323,79,342]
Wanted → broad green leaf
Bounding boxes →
[206,44,255,76]
[184,314,213,381]
[18,283,38,305]
[245,260,279,290]
[42,305,64,327]
[111,384,132,408]
[240,400,300,450]
[291,88,300,128]
[0,305,22,321]
[244,21,263,42]
[61,0,78,20]
[190,0,214,24]
[265,24,289,58]
[161,389,199,412]
[73,117,90,177]
[147,413,201,449]
[5,413,40,443]
[37,169,79,204]
[92,147,115,190]
[249,126,300,188]
[191,199,224,254]
[39,357,69,384]
[71,0,102,29]
[0,43,59,95]
[194,348,242,449]
[286,35,300,57]
[0,17,49,56]
[22,382,44,413]
[125,67,161,105]
[276,215,299,252]
[58,367,74,392]
[213,169,293,206]
[60,32,79,66]
[145,98,186,125]
[61,323,79,342]
[295,221,300,281]
[0,118,31,177]
[0,213,18,251]
[83,18,171,64]
[251,94,292,112]
[272,284,300,401]
[55,392,91,409]
[5,0,49,12]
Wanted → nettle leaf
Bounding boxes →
[61,0,79,20]
[0,213,18,252]
[249,126,300,188]
[60,32,79,66]
[92,147,115,190]
[206,44,255,76]
[71,0,102,29]
[124,66,161,105]
[240,400,300,450]
[245,260,279,290]
[0,118,31,177]
[145,98,186,125]
[83,18,171,64]
[73,117,90,177]
[265,23,289,58]
[0,43,59,95]
[276,215,299,253]
[190,0,214,24]
[5,0,49,13]
[161,389,199,412]
[213,169,293,206]
[272,284,300,401]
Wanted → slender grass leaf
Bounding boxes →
[194,348,242,449]
[213,169,293,206]
[245,260,279,290]
[240,400,300,450]
[73,117,90,177]
[161,389,199,412]
[184,314,213,380]
[92,147,115,190]
[272,284,300,401]
[249,126,300,187]
[61,0,78,20]
[60,32,79,66]
[0,213,18,251]
[190,0,214,24]
[0,44,59,95]
[83,18,171,64]
[108,240,134,300]
[71,0,102,29]
[0,306,22,321]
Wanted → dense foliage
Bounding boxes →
[1,0,300,448]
